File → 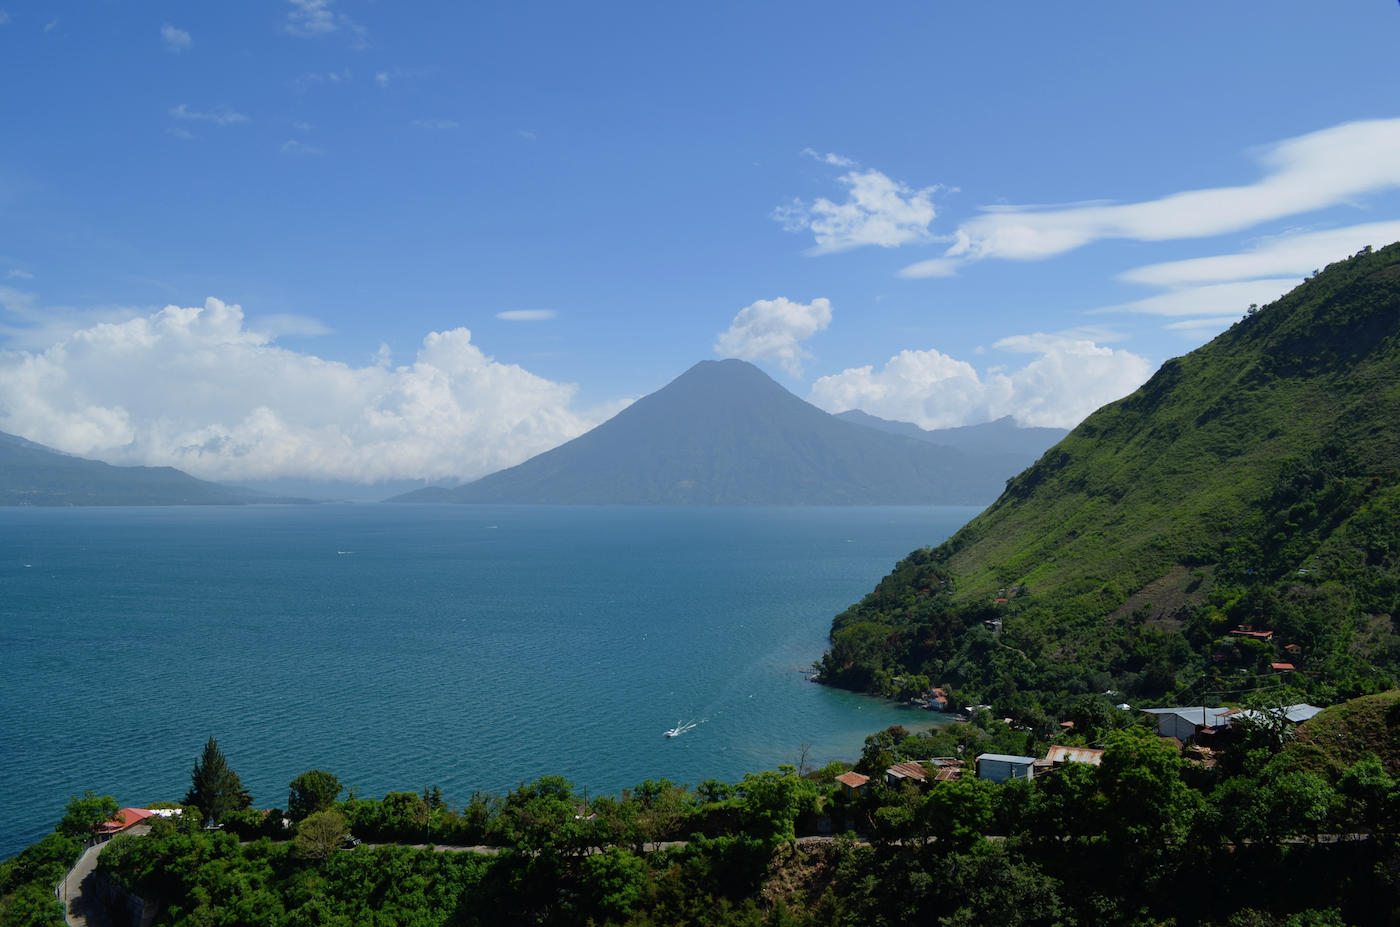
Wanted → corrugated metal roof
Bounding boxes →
[976,753,1037,764]
[835,771,869,788]
[1142,707,1234,724]
[1045,745,1104,765]
[887,761,928,780]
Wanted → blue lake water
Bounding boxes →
[0,504,979,859]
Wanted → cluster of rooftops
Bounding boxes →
[832,702,1323,796]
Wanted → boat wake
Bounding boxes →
[664,719,698,738]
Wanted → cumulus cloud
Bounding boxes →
[0,298,615,484]
[907,119,1400,273]
[170,104,249,125]
[808,335,1154,430]
[496,310,556,321]
[249,313,332,337]
[714,297,832,378]
[774,167,942,255]
[161,24,192,52]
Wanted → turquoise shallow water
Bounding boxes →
[0,504,978,859]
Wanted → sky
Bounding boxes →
[3,1,1400,489]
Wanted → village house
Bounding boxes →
[885,761,930,789]
[976,753,1037,783]
[1044,745,1104,767]
[1141,706,1235,742]
[835,771,870,800]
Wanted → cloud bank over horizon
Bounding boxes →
[0,298,621,485]
[808,335,1155,430]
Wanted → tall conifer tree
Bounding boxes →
[184,736,252,825]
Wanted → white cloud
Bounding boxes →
[519,130,537,140]
[167,128,197,141]
[0,284,37,313]
[774,167,942,255]
[6,269,33,280]
[1120,221,1400,288]
[714,297,832,378]
[281,140,324,156]
[1096,279,1302,318]
[411,119,458,130]
[1162,317,1242,332]
[249,314,332,337]
[0,298,616,484]
[801,149,857,167]
[285,0,335,36]
[496,310,557,321]
[170,104,249,125]
[1,10,12,26]
[44,17,57,32]
[911,119,1400,271]
[808,335,1154,430]
[161,24,192,52]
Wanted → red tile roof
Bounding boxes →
[1271,662,1296,671]
[94,807,154,835]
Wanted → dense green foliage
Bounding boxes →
[16,700,1400,925]
[819,243,1400,718]
[389,359,1017,505]
[0,431,314,506]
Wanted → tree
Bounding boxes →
[184,736,251,825]
[736,766,818,847]
[55,791,119,840]
[288,770,342,822]
[293,810,350,863]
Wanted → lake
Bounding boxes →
[0,504,979,858]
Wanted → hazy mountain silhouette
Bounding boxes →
[833,410,1068,467]
[387,359,1033,505]
[0,432,315,506]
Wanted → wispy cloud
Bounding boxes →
[249,313,333,337]
[0,284,38,313]
[774,163,945,255]
[905,119,1400,274]
[1120,221,1400,288]
[292,70,351,91]
[43,17,58,32]
[291,121,315,131]
[161,24,192,52]
[714,297,832,378]
[281,140,324,156]
[6,269,34,280]
[496,310,557,321]
[167,128,197,141]
[801,149,857,167]
[0,10,11,26]
[518,130,536,140]
[411,119,458,130]
[170,104,249,125]
[284,0,367,46]
[1094,280,1302,319]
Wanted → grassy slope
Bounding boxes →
[818,242,1400,713]
[943,243,1400,604]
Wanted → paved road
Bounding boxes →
[60,842,110,927]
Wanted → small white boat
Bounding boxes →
[664,720,697,738]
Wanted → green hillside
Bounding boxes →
[818,242,1400,717]
[0,432,315,506]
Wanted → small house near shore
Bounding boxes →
[976,753,1037,783]
[835,771,870,800]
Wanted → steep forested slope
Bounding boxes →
[819,242,1400,716]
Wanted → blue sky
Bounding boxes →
[2,1,1400,487]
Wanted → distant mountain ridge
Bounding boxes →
[388,359,1043,506]
[833,410,1068,466]
[0,432,316,506]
